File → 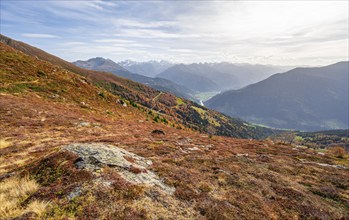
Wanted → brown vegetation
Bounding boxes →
[0,40,348,219]
[0,177,49,218]
[327,146,347,158]
[0,34,275,139]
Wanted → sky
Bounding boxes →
[1,0,348,66]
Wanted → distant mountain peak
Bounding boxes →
[205,61,349,131]
[73,57,127,72]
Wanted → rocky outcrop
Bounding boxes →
[64,143,175,194]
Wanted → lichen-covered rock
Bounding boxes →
[64,143,175,194]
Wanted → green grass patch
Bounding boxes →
[191,106,220,127]
[176,97,185,106]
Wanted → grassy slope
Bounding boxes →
[0,34,274,139]
[0,42,349,219]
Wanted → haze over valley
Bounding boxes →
[74,57,291,102]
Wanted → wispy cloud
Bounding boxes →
[22,33,59,38]
[1,1,347,65]
[94,39,134,43]
[59,41,86,46]
[112,19,177,29]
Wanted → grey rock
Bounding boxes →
[300,159,348,170]
[76,122,90,127]
[176,137,193,146]
[64,143,174,194]
[67,187,82,201]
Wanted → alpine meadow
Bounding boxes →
[0,1,348,219]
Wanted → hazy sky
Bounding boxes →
[1,1,348,65]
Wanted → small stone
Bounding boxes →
[236,153,249,157]
[50,94,59,99]
[77,122,90,127]
[67,187,82,201]
[80,102,89,108]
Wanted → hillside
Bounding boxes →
[1,42,349,219]
[73,58,197,102]
[0,34,274,139]
[296,130,349,150]
[205,62,349,131]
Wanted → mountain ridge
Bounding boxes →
[73,57,197,102]
[157,62,290,93]
[0,34,274,139]
[118,59,173,77]
[205,61,349,131]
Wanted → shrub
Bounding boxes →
[153,115,160,123]
[199,183,212,193]
[327,146,346,158]
[98,92,106,98]
[160,117,168,124]
[129,100,138,108]
[37,70,46,76]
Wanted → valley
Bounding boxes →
[1,1,348,219]
[1,40,348,219]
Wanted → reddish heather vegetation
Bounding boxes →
[0,34,275,139]
[0,42,349,219]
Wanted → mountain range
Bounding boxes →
[73,58,197,102]
[157,64,231,92]
[75,58,290,102]
[72,56,348,132]
[157,63,289,93]
[1,34,273,139]
[208,62,291,89]
[205,61,349,131]
[118,60,173,77]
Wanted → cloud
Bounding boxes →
[94,39,134,43]
[1,1,347,65]
[112,19,177,29]
[115,29,200,39]
[22,33,59,38]
[60,42,86,46]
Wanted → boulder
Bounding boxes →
[64,143,175,194]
